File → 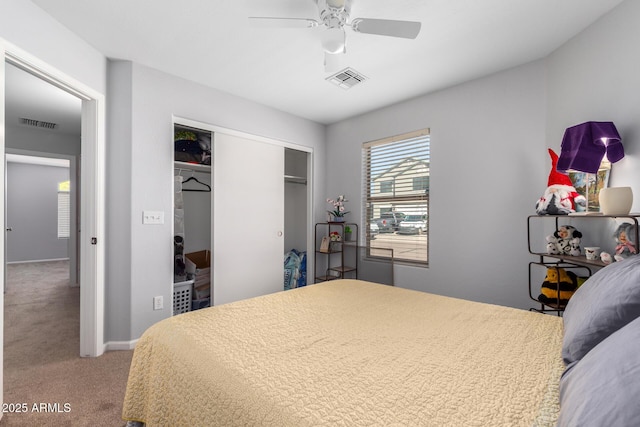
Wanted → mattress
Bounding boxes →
[123,279,563,426]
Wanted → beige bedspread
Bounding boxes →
[123,279,563,426]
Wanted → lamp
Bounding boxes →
[557,121,632,215]
[557,121,623,174]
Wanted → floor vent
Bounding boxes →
[326,67,367,90]
[19,117,57,130]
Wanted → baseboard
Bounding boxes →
[104,339,138,351]
[6,257,70,265]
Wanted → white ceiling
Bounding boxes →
[5,61,81,135]
[14,0,626,125]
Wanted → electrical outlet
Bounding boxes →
[143,211,164,225]
[153,296,163,310]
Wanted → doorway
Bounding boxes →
[1,43,106,366]
[4,63,81,368]
[4,61,81,283]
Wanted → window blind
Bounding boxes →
[362,129,430,265]
[58,184,70,239]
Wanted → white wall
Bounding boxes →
[107,61,326,341]
[327,61,548,309]
[546,0,640,207]
[0,0,106,94]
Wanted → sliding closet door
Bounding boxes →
[213,133,284,305]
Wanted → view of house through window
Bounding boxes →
[362,129,430,265]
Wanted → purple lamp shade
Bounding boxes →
[557,121,623,174]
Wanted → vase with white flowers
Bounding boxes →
[327,195,349,222]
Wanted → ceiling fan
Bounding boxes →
[249,0,422,72]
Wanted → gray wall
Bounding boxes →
[284,148,309,253]
[6,162,70,262]
[4,0,640,345]
[546,0,640,201]
[107,61,326,341]
[325,0,640,310]
[5,125,81,157]
[326,61,547,309]
[180,170,212,255]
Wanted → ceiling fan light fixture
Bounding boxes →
[326,0,348,11]
[321,27,346,54]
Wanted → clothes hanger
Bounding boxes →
[182,174,211,192]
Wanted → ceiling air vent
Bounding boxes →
[326,67,367,90]
[19,117,58,130]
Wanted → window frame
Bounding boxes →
[362,128,430,266]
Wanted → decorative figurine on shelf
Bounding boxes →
[536,149,586,215]
[546,225,583,256]
[600,252,614,264]
[598,223,637,263]
[538,267,583,307]
[613,223,637,261]
[326,195,349,222]
[328,231,342,252]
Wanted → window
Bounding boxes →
[413,176,429,191]
[362,129,430,265]
[58,180,70,239]
[379,180,393,194]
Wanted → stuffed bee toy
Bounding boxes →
[536,149,586,215]
[538,267,584,307]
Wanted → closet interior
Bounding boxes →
[172,121,311,315]
[174,124,212,314]
[284,148,309,290]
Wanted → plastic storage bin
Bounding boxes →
[173,279,194,315]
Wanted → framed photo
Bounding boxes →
[319,236,330,253]
[568,164,611,212]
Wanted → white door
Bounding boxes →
[213,133,284,305]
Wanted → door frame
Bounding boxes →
[0,40,106,359]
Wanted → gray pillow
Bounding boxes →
[562,255,640,365]
[558,316,640,427]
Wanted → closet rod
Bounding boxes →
[174,161,211,174]
[284,175,307,185]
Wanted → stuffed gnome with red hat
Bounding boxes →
[536,149,586,215]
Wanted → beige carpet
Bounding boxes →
[1,261,133,426]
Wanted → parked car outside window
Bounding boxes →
[398,215,427,234]
[369,222,379,239]
[376,212,406,233]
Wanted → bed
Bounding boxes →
[123,279,566,426]
[123,258,640,426]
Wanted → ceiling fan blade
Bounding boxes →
[248,17,319,29]
[351,18,421,39]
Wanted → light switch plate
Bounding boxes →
[143,211,164,225]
